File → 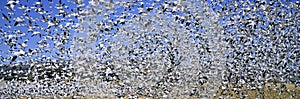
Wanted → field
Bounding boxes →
[14,82,300,99]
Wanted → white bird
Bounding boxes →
[13,50,25,56]
[32,31,41,37]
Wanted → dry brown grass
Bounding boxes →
[215,83,300,99]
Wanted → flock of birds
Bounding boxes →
[0,0,299,98]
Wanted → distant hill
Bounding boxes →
[0,60,73,81]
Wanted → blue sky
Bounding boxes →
[0,0,90,64]
[0,0,299,65]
